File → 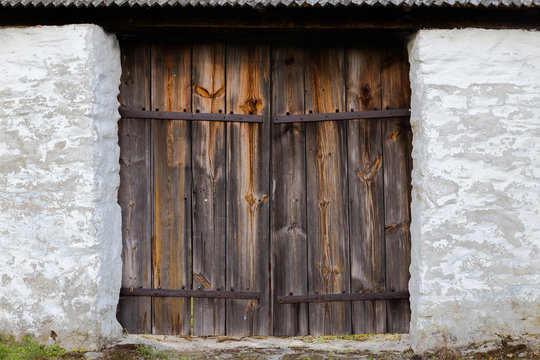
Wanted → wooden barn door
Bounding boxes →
[270,44,411,335]
[117,39,411,336]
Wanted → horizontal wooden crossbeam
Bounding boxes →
[277,291,409,304]
[119,108,263,123]
[273,108,410,123]
[120,287,260,300]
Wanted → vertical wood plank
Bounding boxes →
[304,47,351,335]
[118,41,153,334]
[191,43,227,336]
[151,42,192,335]
[226,44,271,336]
[381,44,412,333]
[346,47,387,334]
[271,47,308,336]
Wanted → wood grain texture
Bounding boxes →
[118,41,153,334]
[381,44,412,334]
[191,43,227,336]
[151,43,192,335]
[116,40,411,336]
[226,44,271,336]
[270,47,308,336]
[304,47,352,335]
[346,47,387,334]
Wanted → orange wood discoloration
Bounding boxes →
[193,273,212,289]
[192,43,227,336]
[193,84,225,100]
[305,47,351,335]
[151,43,192,335]
[226,44,271,336]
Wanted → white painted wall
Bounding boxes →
[0,25,122,350]
[408,29,540,352]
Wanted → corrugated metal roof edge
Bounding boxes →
[1,0,539,7]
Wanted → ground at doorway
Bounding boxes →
[81,334,539,360]
[2,334,539,360]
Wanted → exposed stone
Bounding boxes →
[408,29,540,352]
[0,25,122,350]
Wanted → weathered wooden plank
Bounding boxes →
[191,43,227,336]
[304,47,352,335]
[151,42,192,335]
[118,41,153,334]
[271,46,309,336]
[381,44,412,334]
[346,47,387,334]
[226,44,271,336]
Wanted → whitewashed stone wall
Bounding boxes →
[0,25,122,350]
[408,29,540,352]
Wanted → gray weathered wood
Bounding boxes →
[116,40,411,336]
[346,47,387,334]
[118,41,153,334]
[151,42,192,335]
[226,44,271,336]
[381,44,412,334]
[191,43,227,336]
[304,47,352,335]
[271,46,309,336]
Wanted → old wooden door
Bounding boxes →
[117,39,411,336]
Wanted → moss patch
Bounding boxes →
[0,335,65,360]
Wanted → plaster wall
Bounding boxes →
[408,29,540,352]
[0,25,122,350]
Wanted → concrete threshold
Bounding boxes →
[115,333,411,359]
